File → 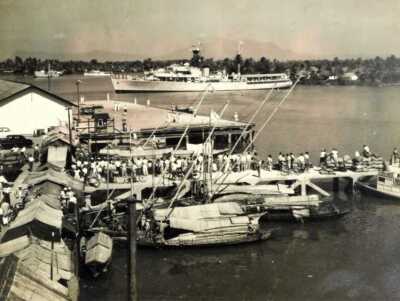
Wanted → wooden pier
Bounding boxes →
[80,168,379,200]
[212,168,379,197]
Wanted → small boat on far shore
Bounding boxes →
[84,70,112,77]
[34,69,62,78]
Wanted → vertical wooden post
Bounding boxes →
[333,178,340,192]
[50,231,54,280]
[301,181,307,196]
[128,197,137,301]
[185,135,189,148]
[228,133,232,150]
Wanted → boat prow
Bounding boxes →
[356,177,400,200]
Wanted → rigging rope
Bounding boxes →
[212,76,302,197]
[165,101,230,219]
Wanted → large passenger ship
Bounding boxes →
[112,47,292,92]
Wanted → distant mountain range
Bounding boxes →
[14,38,314,61]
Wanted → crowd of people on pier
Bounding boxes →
[68,143,387,187]
[71,151,266,184]
[59,186,78,214]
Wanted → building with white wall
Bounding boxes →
[0,80,76,136]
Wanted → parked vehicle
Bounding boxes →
[0,127,11,138]
[0,135,33,149]
[80,105,104,116]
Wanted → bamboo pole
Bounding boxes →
[127,195,137,300]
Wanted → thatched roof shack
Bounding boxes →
[0,175,78,300]
[0,254,74,301]
[1,200,63,243]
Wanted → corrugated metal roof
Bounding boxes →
[0,80,29,101]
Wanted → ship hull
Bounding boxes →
[112,78,292,92]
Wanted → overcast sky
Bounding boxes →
[1,0,399,60]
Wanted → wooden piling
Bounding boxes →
[333,178,340,192]
[128,197,137,301]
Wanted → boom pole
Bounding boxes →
[147,84,213,200]
[165,101,230,218]
[212,77,301,197]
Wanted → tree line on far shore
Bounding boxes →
[1,54,400,86]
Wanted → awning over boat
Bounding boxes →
[169,217,231,232]
[169,214,250,232]
[154,202,244,221]
[154,203,220,220]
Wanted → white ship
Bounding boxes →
[112,47,292,92]
[34,69,62,78]
[84,70,112,77]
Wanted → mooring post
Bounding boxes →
[50,231,54,281]
[128,196,138,301]
[301,181,307,196]
[333,178,340,192]
[345,176,356,194]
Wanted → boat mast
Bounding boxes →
[47,61,51,91]
[237,41,243,78]
[147,84,213,200]
[165,101,230,218]
[211,77,302,197]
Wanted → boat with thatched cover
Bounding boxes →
[137,202,272,248]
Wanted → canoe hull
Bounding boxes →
[137,230,272,248]
[356,180,400,200]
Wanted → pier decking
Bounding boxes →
[81,168,378,199]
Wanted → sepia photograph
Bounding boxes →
[0,0,400,300]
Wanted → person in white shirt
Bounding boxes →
[297,153,305,170]
[28,155,34,171]
[246,152,252,170]
[217,154,223,171]
[362,145,371,158]
[331,148,339,163]
[212,161,218,172]
[223,155,230,172]
[142,158,148,176]
[304,152,310,171]
[278,153,285,170]
[320,149,327,166]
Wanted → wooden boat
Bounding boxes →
[83,231,113,277]
[356,174,400,200]
[215,194,350,222]
[137,202,272,248]
[261,202,350,222]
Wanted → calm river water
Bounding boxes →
[6,75,400,300]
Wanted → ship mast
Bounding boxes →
[237,41,243,78]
